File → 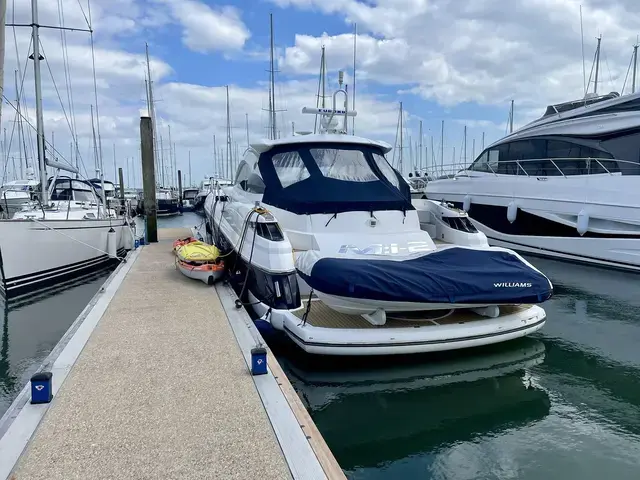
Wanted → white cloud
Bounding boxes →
[273,0,640,116]
[6,0,640,187]
[159,0,250,53]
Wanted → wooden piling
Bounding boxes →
[118,167,125,216]
[177,170,183,209]
[140,115,157,243]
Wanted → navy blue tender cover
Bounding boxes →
[297,247,553,305]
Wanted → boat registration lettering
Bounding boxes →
[338,241,433,255]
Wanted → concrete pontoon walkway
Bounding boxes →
[11,228,292,479]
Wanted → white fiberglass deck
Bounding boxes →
[279,301,546,356]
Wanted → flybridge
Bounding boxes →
[302,70,357,134]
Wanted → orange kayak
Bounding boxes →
[172,236,198,253]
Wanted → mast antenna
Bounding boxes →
[301,71,356,134]
[352,22,357,135]
[580,5,586,96]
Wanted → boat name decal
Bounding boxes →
[338,241,433,255]
[493,282,533,288]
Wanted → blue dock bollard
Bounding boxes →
[30,371,53,404]
[251,347,267,376]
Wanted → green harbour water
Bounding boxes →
[273,256,640,480]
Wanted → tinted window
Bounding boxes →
[246,173,265,194]
[481,138,619,176]
[272,151,310,188]
[469,150,496,173]
[310,148,378,182]
[600,130,640,174]
[74,189,96,202]
[372,153,400,188]
[234,162,251,189]
[51,180,72,201]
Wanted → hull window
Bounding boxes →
[255,222,284,241]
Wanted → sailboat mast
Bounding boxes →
[399,102,403,175]
[418,120,423,170]
[430,135,434,173]
[30,0,47,204]
[0,0,6,135]
[245,113,250,147]
[594,35,601,94]
[463,125,467,165]
[145,43,159,185]
[226,85,232,179]
[509,100,514,133]
[159,134,164,187]
[188,150,191,187]
[168,124,173,187]
[14,70,23,178]
[269,13,277,140]
[440,120,444,173]
[633,43,638,94]
[314,46,326,134]
[213,134,217,176]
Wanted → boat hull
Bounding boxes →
[177,261,223,285]
[181,199,195,211]
[157,198,180,216]
[0,196,32,218]
[0,219,130,299]
[252,297,546,356]
[426,171,640,272]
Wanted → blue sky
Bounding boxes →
[2,0,638,186]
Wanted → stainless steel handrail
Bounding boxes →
[419,157,638,180]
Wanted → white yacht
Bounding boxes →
[0,169,39,218]
[181,187,199,211]
[205,79,552,356]
[156,187,180,216]
[0,7,134,300]
[1,171,133,299]
[426,90,640,272]
[194,176,231,215]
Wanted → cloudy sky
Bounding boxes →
[1,0,639,187]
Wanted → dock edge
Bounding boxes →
[216,282,346,480]
[0,248,141,480]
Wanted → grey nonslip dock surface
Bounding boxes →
[7,228,301,479]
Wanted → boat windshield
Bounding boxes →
[259,142,412,215]
[50,179,98,203]
[183,189,198,199]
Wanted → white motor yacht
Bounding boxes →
[426,90,640,272]
[0,169,39,218]
[205,80,552,356]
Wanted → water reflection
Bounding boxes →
[0,303,17,400]
[273,256,640,479]
[277,339,550,472]
[0,268,113,417]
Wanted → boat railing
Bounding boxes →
[421,157,640,180]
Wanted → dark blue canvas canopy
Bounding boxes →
[258,142,413,215]
[297,247,553,305]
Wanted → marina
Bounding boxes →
[0,0,640,478]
